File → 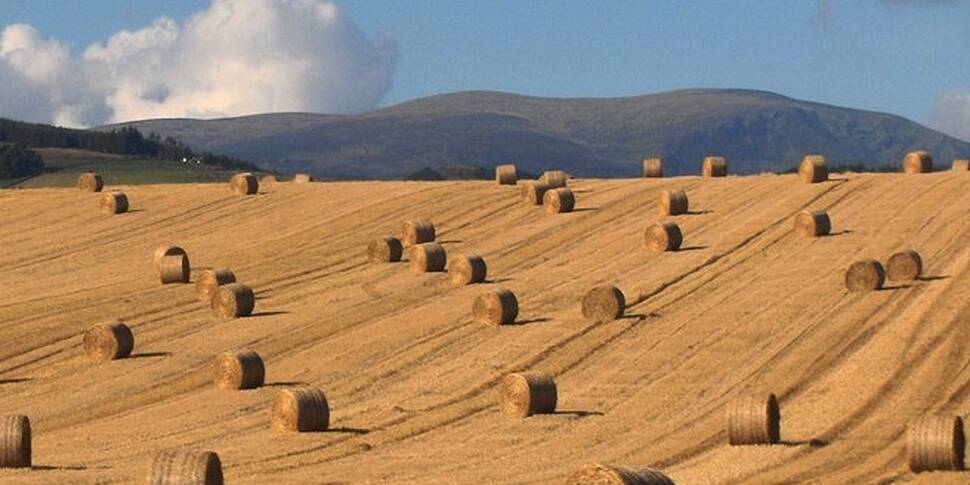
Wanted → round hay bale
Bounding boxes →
[83,320,134,362]
[702,156,727,177]
[541,170,569,188]
[367,237,403,263]
[793,209,831,237]
[77,172,103,192]
[99,191,129,215]
[500,372,557,417]
[260,174,278,185]
[727,393,780,445]
[211,283,255,320]
[798,155,828,183]
[409,242,446,274]
[402,219,436,247]
[582,285,625,322]
[293,173,312,184]
[903,151,933,174]
[213,350,264,390]
[544,187,575,214]
[907,415,965,472]
[887,249,922,281]
[229,172,259,195]
[953,159,969,171]
[658,189,688,216]
[473,289,518,326]
[565,464,676,485]
[272,387,329,432]
[159,253,190,284]
[642,158,663,178]
[147,450,223,485]
[0,415,30,468]
[845,259,885,292]
[521,181,552,205]
[154,245,187,271]
[496,164,518,185]
[196,269,237,303]
[448,255,487,287]
[644,222,683,253]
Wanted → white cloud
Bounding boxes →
[929,88,970,142]
[0,0,397,127]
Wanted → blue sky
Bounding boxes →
[0,0,967,138]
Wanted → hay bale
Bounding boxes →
[903,151,933,174]
[473,289,518,326]
[99,191,129,215]
[702,156,727,177]
[907,415,965,472]
[658,189,688,216]
[496,164,518,185]
[83,320,134,362]
[887,249,922,281]
[448,255,487,287]
[272,388,330,432]
[77,172,103,192]
[582,285,625,322]
[260,174,278,185]
[798,155,828,183]
[147,450,223,485]
[367,237,403,263]
[644,222,683,252]
[402,219,436,246]
[500,372,557,417]
[727,393,780,445]
[642,158,663,178]
[293,173,312,184]
[159,254,190,284]
[793,209,831,237]
[213,350,264,390]
[230,172,259,195]
[409,242,446,274]
[845,259,885,292]
[211,283,255,319]
[566,464,676,485]
[541,170,569,188]
[521,181,553,205]
[154,245,187,271]
[544,187,575,214]
[0,415,30,468]
[953,159,969,171]
[196,269,237,303]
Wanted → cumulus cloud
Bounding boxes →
[929,88,970,142]
[0,0,397,127]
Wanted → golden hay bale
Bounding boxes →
[293,173,312,184]
[0,415,30,468]
[367,237,404,263]
[213,350,265,390]
[272,388,330,432]
[147,450,223,485]
[887,249,923,281]
[793,209,831,237]
[582,285,625,322]
[448,255,487,287]
[727,393,780,445]
[99,191,129,215]
[260,174,278,185]
[229,172,259,195]
[196,269,237,303]
[845,259,885,292]
[521,181,553,205]
[565,464,676,485]
[402,219,436,247]
[154,245,187,271]
[409,242,447,274]
[473,289,519,326]
[211,283,255,320]
[544,187,576,214]
[83,320,134,362]
[907,415,965,472]
[903,150,933,174]
[798,155,828,184]
[658,189,688,216]
[496,164,518,185]
[501,372,557,418]
[642,158,663,178]
[702,156,727,177]
[953,159,969,171]
[541,170,569,188]
[159,254,190,284]
[77,172,103,192]
[644,222,683,253]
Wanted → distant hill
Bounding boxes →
[105,89,970,179]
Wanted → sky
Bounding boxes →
[0,0,967,140]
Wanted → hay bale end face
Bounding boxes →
[213,350,265,390]
[642,158,663,178]
[496,164,518,185]
[83,321,134,362]
[196,269,237,303]
[147,450,223,485]
[272,388,330,432]
[159,254,190,284]
[658,189,688,216]
[644,222,683,252]
[845,259,885,292]
[903,151,933,174]
[402,219,436,247]
[566,464,676,485]
[473,289,518,326]
[907,415,965,472]
[541,170,569,188]
[293,173,312,184]
[0,415,31,468]
[799,155,829,183]
[702,156,727,177]
[887,249,922,281]
[521,181,553,205]
[448,255,487,287]
[409,242,447,274]
[501,372,557,418]
[77,172,103,192]
[367,237,404,263]
[793,209,831,237]
[582,285,625,322]
[230,172,259,195]
[211,283,255,319]
[727,393,780,445]
[543,187,575,214]
[953,159,969,171]
[99,191,129,215]
[154,245,187,271]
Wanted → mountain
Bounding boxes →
[104,89,970,179]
